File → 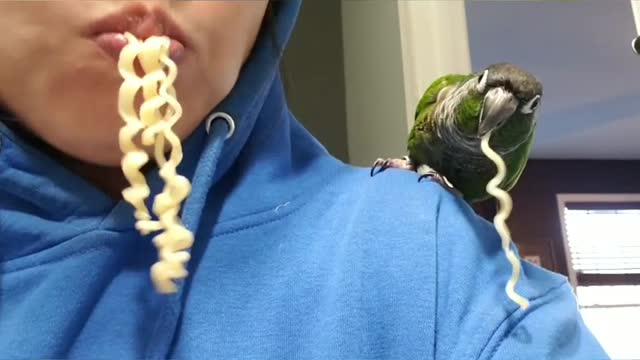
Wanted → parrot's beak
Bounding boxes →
[478,87,518,137]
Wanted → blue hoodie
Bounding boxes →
[0,2,608,359]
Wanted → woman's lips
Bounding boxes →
[89,4,189,64]
[93,32,185,63]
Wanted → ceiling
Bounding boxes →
[465,1,640,160]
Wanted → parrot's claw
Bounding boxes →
[370,158,388,177]
[370,156,413,177]
[416,165,462,198]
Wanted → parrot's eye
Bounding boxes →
[477,70,489,93]
[521,95,541,114]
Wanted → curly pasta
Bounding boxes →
[480,132,529,310]
[118,33,152,223]
[118,32,193,294]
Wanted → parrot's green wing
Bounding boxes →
[501,125,536,192]
[414,74,470,122]
[409,74,473,169]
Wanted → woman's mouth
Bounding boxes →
[93,32,184,63]
[89,3,188,63]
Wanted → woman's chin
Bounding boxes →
[73,147,126,168]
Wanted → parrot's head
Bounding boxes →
[472,63,543,139]
[472,63,542,137]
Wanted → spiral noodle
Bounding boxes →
[118,34,151,222]
[480,132,529,310]
[118,32,193,294]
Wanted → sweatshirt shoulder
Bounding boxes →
[333,165,452,218]
[325,166,584,357]
[331,165,567,292]
[330,165,491,247]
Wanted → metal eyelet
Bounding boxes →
[205,112,235,140]
[633,36,640,55]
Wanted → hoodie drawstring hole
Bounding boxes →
[205,112,235,140]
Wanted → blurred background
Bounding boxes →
[283,1,640,358]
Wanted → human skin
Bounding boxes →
[0,1,269,197]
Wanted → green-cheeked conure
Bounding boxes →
[371,63,543,203]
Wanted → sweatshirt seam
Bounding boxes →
[0,229,135,273]
[1,166,345,272]
[0,124,116,217]
[146,167,347,360]
[431,192,442,360]
[2,244,112,274]
[480,281,568,360]
[211,166,347,238]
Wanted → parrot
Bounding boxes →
[370,63,543,203]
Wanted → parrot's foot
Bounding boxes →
[416,165,463,197]
[370,156,414,176]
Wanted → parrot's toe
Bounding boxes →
[370,157,413,176]
[370,158,388,177]
[418,173,462,197]
[416,165,462,198]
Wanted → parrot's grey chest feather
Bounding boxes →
[431,80,486,166]
[428,79,523,175]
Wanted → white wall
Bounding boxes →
[397,1,472,131]
[341,1,408,166]
[341,0,472,166]
[632,0,640,35]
